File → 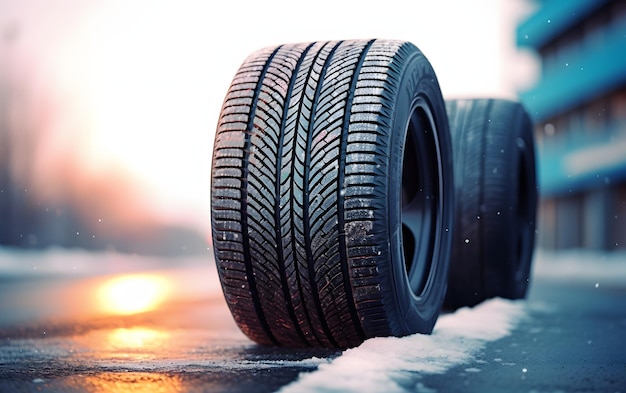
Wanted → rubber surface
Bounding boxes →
[211,39,453,348]
[444,99,538,309]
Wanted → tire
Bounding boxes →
[211,39,454,348]
[444,99,538,309]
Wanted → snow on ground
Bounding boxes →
[0,246,214,278]
[2,246,624,290]
[278,298,527,393]
[279,248,626,393]
[533,248,626,287]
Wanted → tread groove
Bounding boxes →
[237,46,281,346]
[302,40,344,348]
[273,41,316,346]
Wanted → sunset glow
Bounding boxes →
[108,327,169,350]
[1,0,537,234]
[98,274,171,315]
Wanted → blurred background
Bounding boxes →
[0,0,624,255]
[517,0,626,251]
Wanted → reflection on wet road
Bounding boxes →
[60,373,185,393]
[2,249,626,392]
[0,250,338,393]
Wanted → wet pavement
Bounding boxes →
[0,251,338,393]
[1,250,625,392]
[422,279,626,392]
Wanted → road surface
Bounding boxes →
[0,249,624,392]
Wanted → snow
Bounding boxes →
[2,245,623,287]
[533,248,626,287]
[0,246,214,279]
[278,248,626,393]
[278,298,527,393]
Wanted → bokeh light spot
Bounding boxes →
[98,274,170,315]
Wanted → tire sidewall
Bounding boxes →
[387,52,454,335]
[504,111,537,298]
[444,99,538,307]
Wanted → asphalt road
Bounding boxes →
[422,280,626,393]
[0,252,625,393]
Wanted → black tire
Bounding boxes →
[444,99,538,309]
[211,39,454,348]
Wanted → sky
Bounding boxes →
[0,0,538,235]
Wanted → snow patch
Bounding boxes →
[279,298,527,393]
[0,246,215,278]
[533,249,626,286]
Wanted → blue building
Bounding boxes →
[517,0,626,250]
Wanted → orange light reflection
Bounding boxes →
[108,327,169,350]
[98,274,171,315]
[82,372,184,393]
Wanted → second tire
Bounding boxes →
[444,99,538,309]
